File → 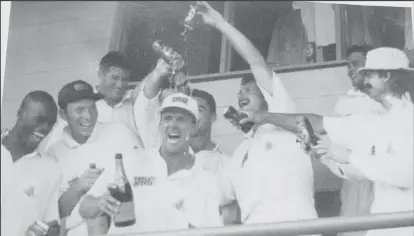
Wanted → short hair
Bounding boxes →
[191,89,217,114]
[99,51,133,73]
[19,90,58,123]
[240,74,256,86]
[363,70,414,103]
[346,45,373,58]
[386,71,414,103]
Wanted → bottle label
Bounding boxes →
[114,201,136,224]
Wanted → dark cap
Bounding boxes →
[58,80,103,110]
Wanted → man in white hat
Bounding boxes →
[238,47,414,236]
[328,45,384,236]
[77,92,223,235]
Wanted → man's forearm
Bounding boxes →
[215,20,273,93]
[216,20,266,67]
[142,69,166,100]
[79,195,102,220]
[262,112,325,134]
[58,187,85,218]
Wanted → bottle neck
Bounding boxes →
[114,158,128,184]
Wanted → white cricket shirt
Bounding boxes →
[1,138,62,236]
[133,82,162,149]
[221,72,319,226]
[193,144,231,174]
[96,90,144,147]
[48,122,143,236]
[330,89,384,236]
[324,97,414,236]
[86,148,223,235]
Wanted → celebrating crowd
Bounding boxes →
[1,2,413,236]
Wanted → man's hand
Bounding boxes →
[313,135,352,164]
[45,220,60,236]
[73,168,104,194]
[97,191,120,218]
[154,58,172,77]
[196,1,225,28]
[239,110,267,125]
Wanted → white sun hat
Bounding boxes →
[358,47,414,73]
[159,92,199,121]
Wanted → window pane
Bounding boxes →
[342,4,413,61]
[113,1,224,81]
[230,1,339,71]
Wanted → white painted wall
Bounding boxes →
[1,1,117,129]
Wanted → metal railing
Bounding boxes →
[108,211,414,236]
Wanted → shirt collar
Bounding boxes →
[1,143,42,162]
[155,148,200,179]
[243,123,278,139]
[195,144,220,155]
[347,88,366,96]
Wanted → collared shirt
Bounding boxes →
[324,97,414,236]
[86,148,223,234]
[47,122,142,236]
[133,82,162,149]
[193,144,231,174]
[1,135,62,236]
[334,88,385,116]
[221,72,318,226]
[328,89,383,232]
[96,90,144,147]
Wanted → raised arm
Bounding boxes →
[197,1,273,95]
[131,59,171,101]
[133,59,171,148]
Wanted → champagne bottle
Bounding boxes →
[25,220,60,236]
[109,153,136,227]
[25,220,49,236]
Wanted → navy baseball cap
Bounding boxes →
[58,80,103,109]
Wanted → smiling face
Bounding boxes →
[192,96,215,137]
[98,66,131,105]
[347,51,367,91]
[361,71,389,103]
[159,107,196,155]
[237,82,267,112]
[16,100,57,152]
[61,99,98,144]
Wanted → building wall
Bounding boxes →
[1,1,117,129]
[1,2,351,192]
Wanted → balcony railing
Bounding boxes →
[107,211,414,236]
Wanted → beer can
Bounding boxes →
[223,106,254,134]
[296,116,319,152]
[152,40,185,71]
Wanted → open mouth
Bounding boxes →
[32,131,46,142]
[167,132,181,143]
[362,83,372,92]
[79,122,93,128]
[238,98,250,108]
[112,88,123,95]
